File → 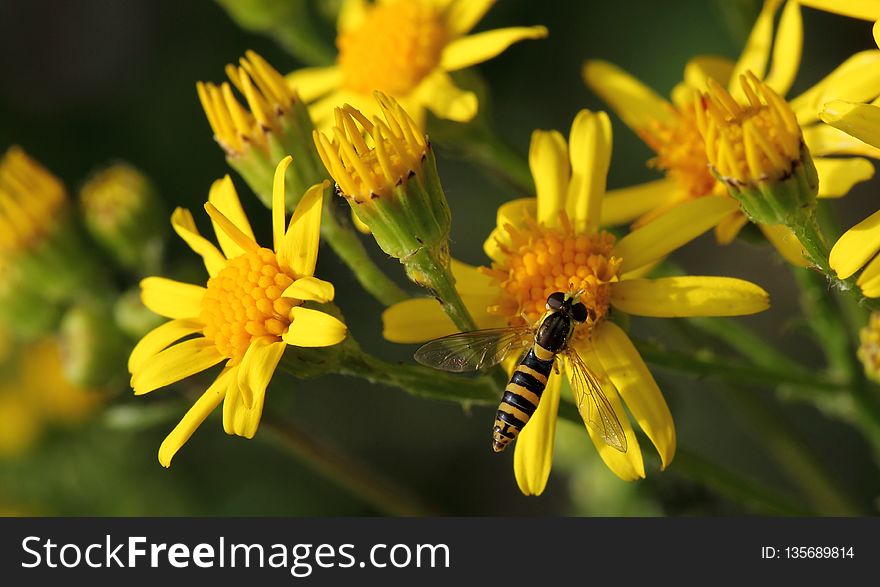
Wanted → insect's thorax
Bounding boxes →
[534,310,573,354]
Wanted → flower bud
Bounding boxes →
[695,73,818,227]
[80,163,166,272]
[197,51,327,209]
[59,299,129,388]
[313,92,452,281]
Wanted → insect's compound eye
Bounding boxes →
[546,291,565,310]
[570,302,589,323]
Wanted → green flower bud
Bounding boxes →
[313,92,452,284]
[59,299,129,388]
[197,51,327,210]
[696,74,818,227]
[80,163,165,273]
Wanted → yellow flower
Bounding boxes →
[584,0,879,264]
[0,339,102,459]
[287,0,547,128]
[383,111,770,494]
[313,92,450,262]
[0,146,67,257]
[797,0,880,20]
[858,312,880,381]
[129,157,347,467]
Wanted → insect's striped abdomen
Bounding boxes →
[492,346,555,452]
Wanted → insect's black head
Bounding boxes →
[546,291,591,324]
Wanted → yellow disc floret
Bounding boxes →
[338,0,447,96]
[859,312,880,383]
[485,216,622,328]
[641,103,720,199]
[200,248,296,364]
[696,73,801,186]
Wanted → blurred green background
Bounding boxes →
[0,0,878,516]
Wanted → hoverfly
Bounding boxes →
[415,291,628,453]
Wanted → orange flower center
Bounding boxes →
[484,217,622,329]
[640,103,720,199]
[337,0,447,95]
[200,248,297,364]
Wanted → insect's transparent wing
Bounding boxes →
[414,327,534,373]
[564,347,628,452]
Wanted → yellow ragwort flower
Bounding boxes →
[313,92,450,263]
[129,157,347,467]
[584,0,880,264]
[0,339,102,459]
[287,0,547,128]
[797,0,880,21]
[858,312,880,381]
[0,146,67,257]
[383,111,770,494]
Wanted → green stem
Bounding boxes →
[260,415,438,516]
[337,342,497,405]
[633,338,844,396]
[790,216,880,312]
[405,247,477,332]
[722,386,863,515]
[685,316,804,373]
[321,203,408,307]
[791,265,856,380]
[670,448,816,516]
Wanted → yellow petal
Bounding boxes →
[582,60,674,131]
[759,223,809,266]
[529,130,569,226]
[815,156,875,198]
[566,109,612,233]
[130,338,224,395]
[564,348,644,481]
[483,198,535,260]
[338,0,367,31]
[237,338,286,410]
[171,208,225,277]
[382,298,458,343]
[285,66,341,102]
[272,156,293,250]
[279,181,326,278]
[857,252,880,296]
[203,202,259,255]
[140,277,205,319]
[797,0,880,20]
[442,0,495,36]
[830,208,880,279]
[790,50,880,125]
[714,210,749,244]
[416,70,477,122]
[207,175,256,258]
[820,100,880,151]
[610,276,770,317]
[128,318,203,373]
[763,0,803,96]
[158,366,232,467]
[600,179,679,226]
[683,55,735,91]
[513,372,561,496]
[283,306,347,347]
[803,122,880,158]
[440,26,548,71]
[593,322,675,469]
[615,196,739,273]
[729,0,783,95]
[282,276,335,303]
